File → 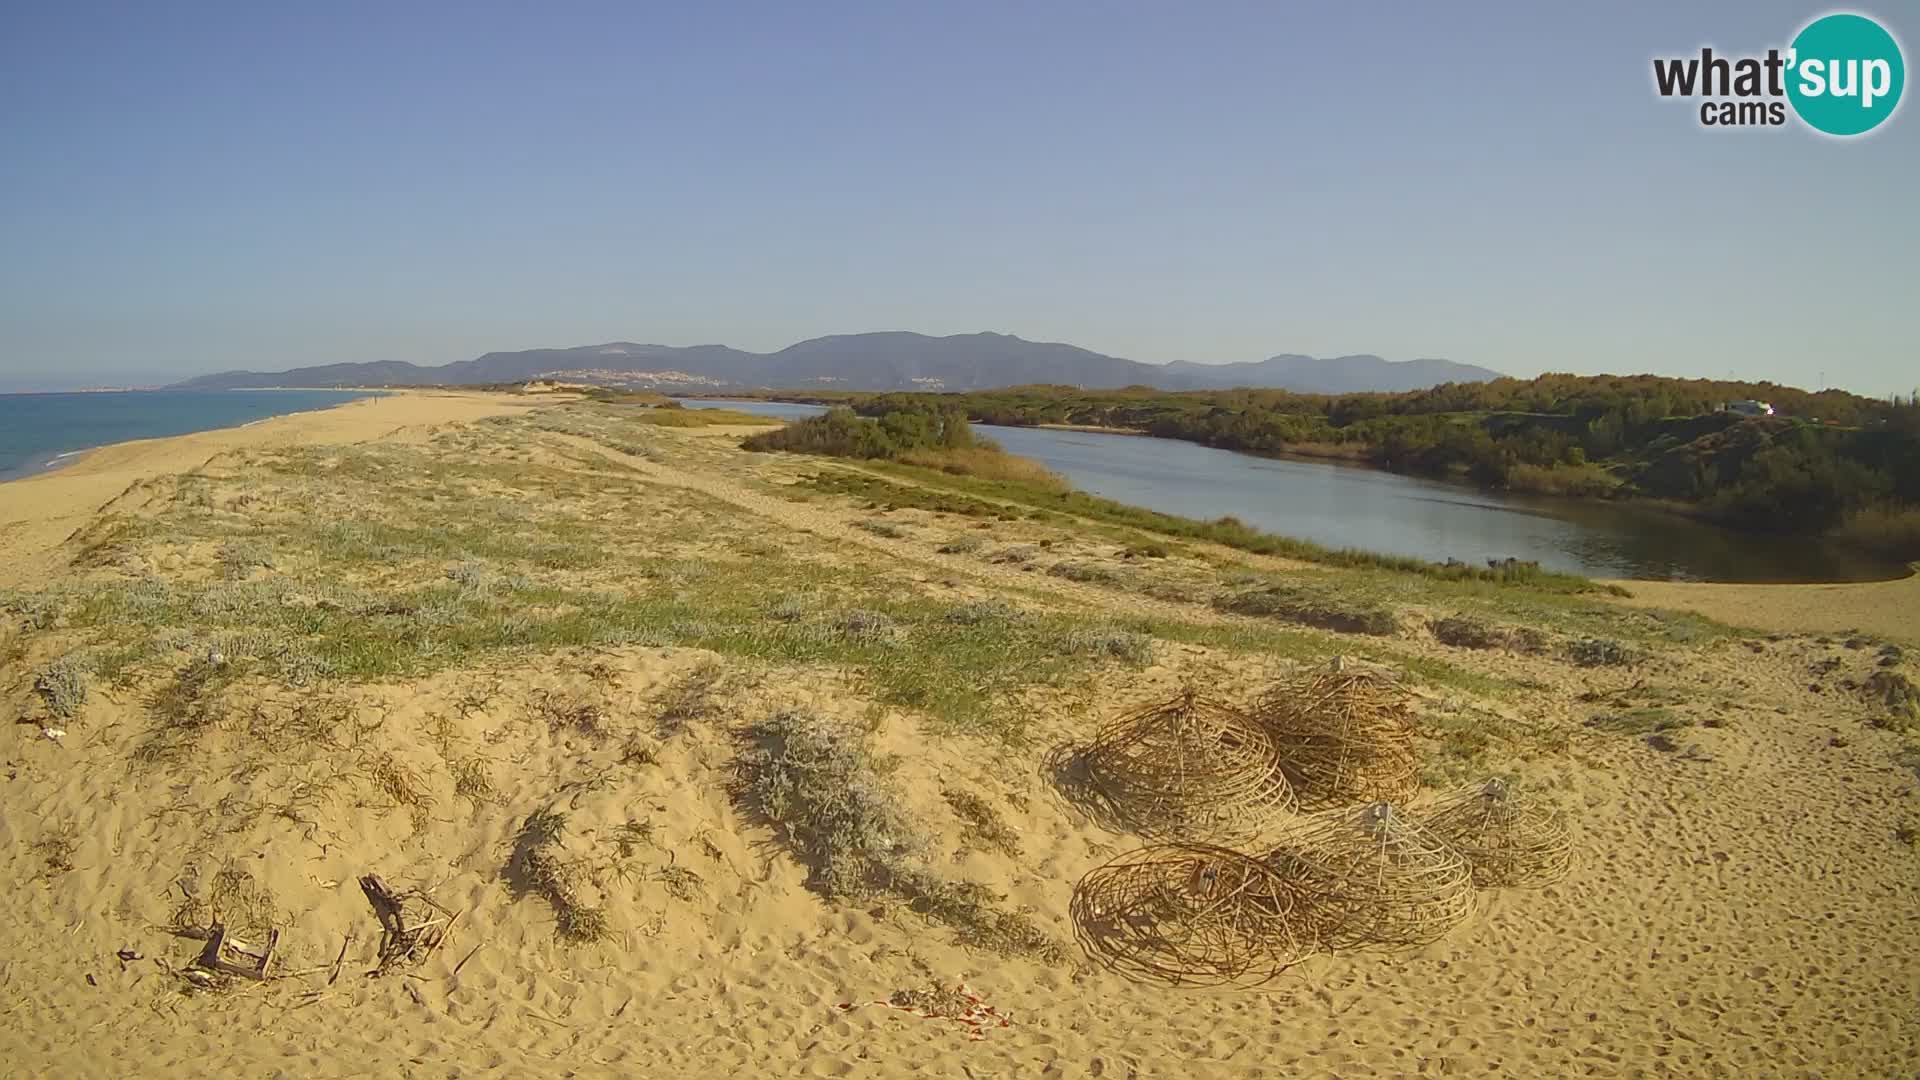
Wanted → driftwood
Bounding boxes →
[359,874,456,974]
[194,924,279,981]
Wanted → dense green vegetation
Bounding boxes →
[741,403,978,457]
[760,377,1920,559]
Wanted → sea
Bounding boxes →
[0,390,380,482]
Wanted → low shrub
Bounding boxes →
[831,608,900,644]
[735,711,926,898]
[1059,626,1154,664]
[217,538,274,580]
[33,654,92,719]
[1046,561,1118,585]
[1864,670,1918,731]
[1567,637,1637,667]
[1431,616,1500,649]
[1214,586,1399,636]
[1506,625,1552,654]
[506,808,615,944]
[944,600,1021,625]
[734,712,1065,959]
[1431,615,1551,653]
[1585,708,1691,735]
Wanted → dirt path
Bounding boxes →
[545,431,1234,626]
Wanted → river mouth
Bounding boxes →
[681,399,1909,585]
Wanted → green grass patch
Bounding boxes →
[1420,704,1571,786]
[1213,584,1400,636]
[638,406,777,427]
[1585,707,1692,735]
[801,470,1026,520]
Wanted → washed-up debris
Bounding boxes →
[194,924,280,981]
[360,874,458,973]
[835,982,1012,1041]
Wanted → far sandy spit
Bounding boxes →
[0,389,540,590]
[1611,572,1918,643]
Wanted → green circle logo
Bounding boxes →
[1787,13,1905,136]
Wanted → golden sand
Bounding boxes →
[1612,574,1919,643]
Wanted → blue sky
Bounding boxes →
[0,1,1913,393]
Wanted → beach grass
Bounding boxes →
[3,421,1186,746]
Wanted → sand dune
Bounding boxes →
[1,394,1916,1078]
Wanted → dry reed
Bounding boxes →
[1267,802,1474,952]
[1255,659,1420,808]
[1078,691,1294,843]
[1419,778,1572,888]
[1069,843,1321,986]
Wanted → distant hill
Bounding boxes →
[1165,354,1504,394]
[167,333,1503,394]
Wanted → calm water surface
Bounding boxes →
[684,399,1901,583]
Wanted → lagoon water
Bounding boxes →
[0,390,378,481]
[686,398,1897,584]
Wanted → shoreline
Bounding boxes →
[1031,422,1149,436]
[0,389,539,589]
[747,399,1913,587]
[0,388,390,486]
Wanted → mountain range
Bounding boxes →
[168,332,1503,394]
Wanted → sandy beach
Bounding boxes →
[1,393,1915,1078]
[0,391,540,590]
[1610,574,1920,643]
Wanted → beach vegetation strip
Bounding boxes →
[0,419,1175,746]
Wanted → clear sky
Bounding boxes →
[0,1,1913,394]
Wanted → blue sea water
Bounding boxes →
[0,390,379,481]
